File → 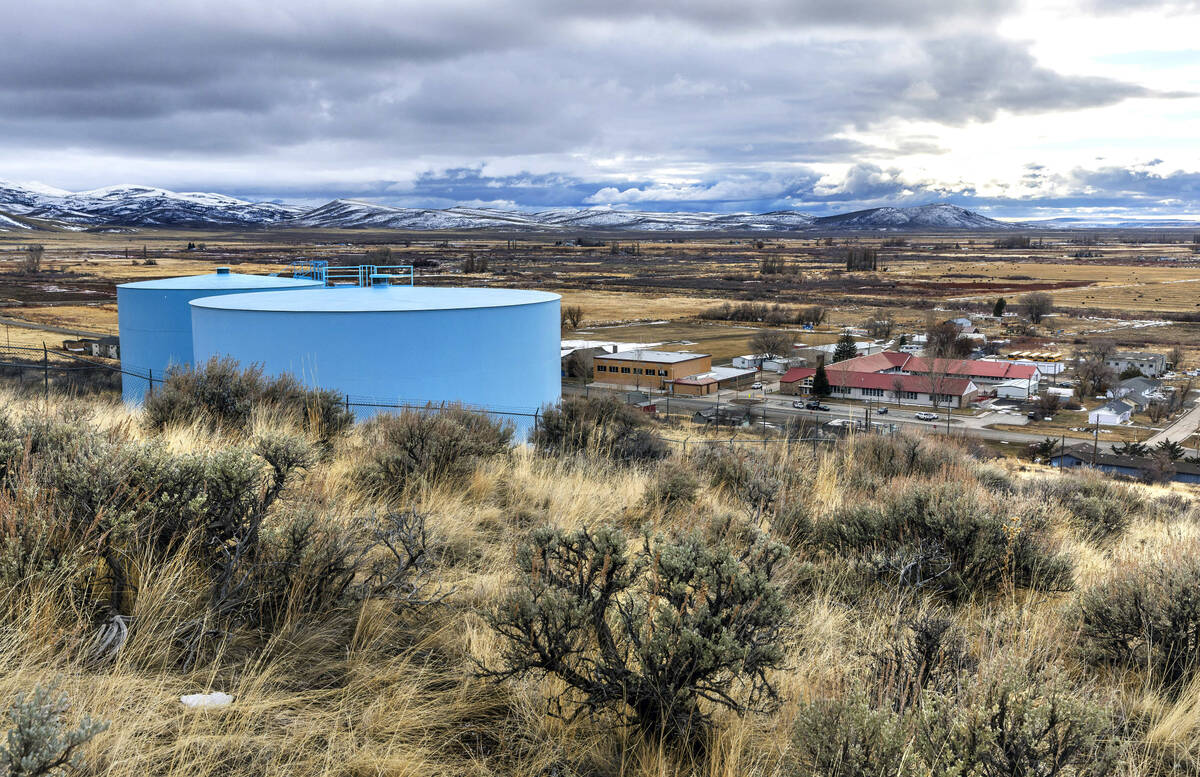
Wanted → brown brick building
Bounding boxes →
[593,350,711,390]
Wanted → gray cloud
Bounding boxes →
[0,0,1190,217]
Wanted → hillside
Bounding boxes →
[1,375,1199,776]
[0,179,1021,232]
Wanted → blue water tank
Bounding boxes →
[117,267,323,403]
[189,285,561,437]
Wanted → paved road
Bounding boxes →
[0,314,107,339]
[1144,398,1200,447]
[565,384,1060,447]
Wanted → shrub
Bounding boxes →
[1079,554,1200,691]
[792,666,1115,777]
[488,522,790,744]
[870,614,974,713]
[144,356,264,431]
[846,434,963,485]
[0,683,108,777]
[813,483,1071,601]
[791,695,911,777]
[922,665,1117,777]
[356,407,512,500]
[144,357,353,441]
[643,461,699,511]
[534,396,667,464]
[1026,472,1143,542]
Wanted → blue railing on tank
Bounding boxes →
[291,260,328,283]
[291,262,414,287]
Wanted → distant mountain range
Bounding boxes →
[0,179,1193,233]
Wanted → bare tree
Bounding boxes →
[23,244,44,274]
[892,375,907,407]
[796,305,826,327]
[865,315,893,340]
[1075,355,1115,397]
[563,305,585,330]
[1021,291,1054,324]
[1169,344,1185,370]
[1033,392,1061,417]
[923,356,954,412]
[750,329,793,362]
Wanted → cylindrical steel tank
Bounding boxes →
[189,285,561,436]
[117,267,323,402]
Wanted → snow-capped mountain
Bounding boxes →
[297,201,819,232]
[0,180,298,229]
[0,179,1023,232]
[811,204,1015,230]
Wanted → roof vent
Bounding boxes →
[216,267,231,275]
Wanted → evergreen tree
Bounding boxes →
[993,297,1006,317]
[832,332,858,362]
[812,362,831,397]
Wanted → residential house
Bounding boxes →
[1050,443,1200,484]
[1107,376,1168,411]
[1088,399,1136,425]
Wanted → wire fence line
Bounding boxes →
[0,343,894,453]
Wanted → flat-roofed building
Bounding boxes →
[593,350,710,390]
[1106,351,1167,378]
[669,365,759,396]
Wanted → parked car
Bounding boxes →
[914,411,939,421]
[875,406,889,414]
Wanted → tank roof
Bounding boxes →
[189,286,560,313]
[119,271,323,291]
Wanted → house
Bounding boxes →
[779,366,978,408]
[1105,351,1167,378]
[1050,443,1200,484]
[593,350,710,390]
[732,354,768,370]
[1107,376,1167,411]
[669,366,759,396]
[994,378,1033,400]
[1088,398,1136,425]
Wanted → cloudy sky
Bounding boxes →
[3,0,1199,218]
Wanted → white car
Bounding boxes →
[914,411,939,421]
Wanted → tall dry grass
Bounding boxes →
[2,388,1200,775]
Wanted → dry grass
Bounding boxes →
[6,368,1200,774]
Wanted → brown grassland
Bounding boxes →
[3,376,1200,775]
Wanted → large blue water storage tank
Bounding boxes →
[117,267,323,403]
[189,285,561,436]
